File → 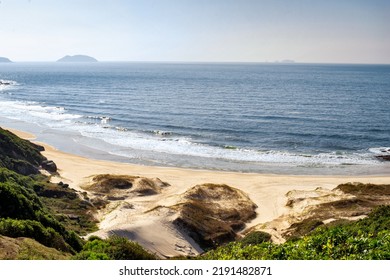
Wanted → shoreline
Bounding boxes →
[5,126,390,257]
[2,116,389,177]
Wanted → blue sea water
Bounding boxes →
[0,62,389,174]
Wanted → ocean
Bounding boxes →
[0,62,389,175]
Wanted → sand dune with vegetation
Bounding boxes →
[3,127,390,259]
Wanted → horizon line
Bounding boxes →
[2,60,390,66]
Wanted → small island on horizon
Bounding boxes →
[57,55,98,63]
[0,57,12,63]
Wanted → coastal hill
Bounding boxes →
[57,55,98,62]
[0,57,12,63]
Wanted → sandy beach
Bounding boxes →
[6,127,390,258]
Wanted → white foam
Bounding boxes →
[0,99,82,124]
[369,147,390,155]
[78,124,378,166]
[0,97,381,168]
[0,80,18,91]
[86,115,112,125]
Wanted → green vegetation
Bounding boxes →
[36,182,98,235]
[0,127,45,175]
[73,236,157,260]
[0,218,75,252]
[239,231,272,246]
[0,127,94,257]
[0,235,70,260]
[0,168,84,253]
[285,219,324,241]
[200,206,390,260]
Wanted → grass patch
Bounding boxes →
[336,182,390,196]
[73,235,157,260]
[240,231,272,246]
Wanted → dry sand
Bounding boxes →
[7,127,390,258]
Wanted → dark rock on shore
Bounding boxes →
[41,160,57,173]
[57,181,69,188]
[376,155,390,161]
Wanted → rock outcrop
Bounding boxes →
[41,160,57,173]
[0,127,46,175]
[376,155,390,161]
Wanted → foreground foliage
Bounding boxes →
[0,235,70,260]
[73,236,157,260]
[0,168,83,253]
[200,205,390,260]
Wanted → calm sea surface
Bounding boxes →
[0,62,389,174]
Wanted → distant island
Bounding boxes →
[281,59,295,63]
[272,59,295,63]
[0,57,12,63]
[57,55,98,62]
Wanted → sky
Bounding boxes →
[0,0,389,63]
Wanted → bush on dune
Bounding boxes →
[74,236,157,260]
[239,231,272,246]
[0,218,72,253]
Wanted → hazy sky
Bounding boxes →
[0,0,389,63]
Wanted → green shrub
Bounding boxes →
[0,218,72,252]
[73,251,110,260]
[74,235,157,260]
[240,231,272,246]
[106,236,157,260]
